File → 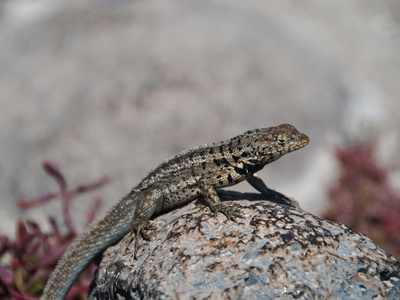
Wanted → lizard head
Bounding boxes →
[237,124,310,166]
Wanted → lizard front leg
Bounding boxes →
[198,172,242,221]
[246,173,300,207]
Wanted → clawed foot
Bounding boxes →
[281,196,300,208]
[273,192,300,208]
[211,203,243,221]
[141,220,157,240]
[130,220,158,259]
[262,188,300,208]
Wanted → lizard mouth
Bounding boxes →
[294,133,310,150]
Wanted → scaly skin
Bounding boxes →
[42,123,309,299]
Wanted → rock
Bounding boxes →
[89,191,400,299]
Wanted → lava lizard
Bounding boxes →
[41,123,309,299]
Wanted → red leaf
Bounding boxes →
[42,161,67,191]
[75,176,110,193]
[61,192,77,235]
[17,193,59,208]
[0,266,14,285]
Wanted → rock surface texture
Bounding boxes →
[89,191,400,299]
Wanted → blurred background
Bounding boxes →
[1,0,400,255]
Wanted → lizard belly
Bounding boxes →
[161,182,201,210]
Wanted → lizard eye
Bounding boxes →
[277,134,289,146]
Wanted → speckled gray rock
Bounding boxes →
[89,191,400,299]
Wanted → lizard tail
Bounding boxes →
[41,195,135,300]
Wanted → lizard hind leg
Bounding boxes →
[130,220,158,259]
[130,187,163,259]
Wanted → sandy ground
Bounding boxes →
[1,0,399,236]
